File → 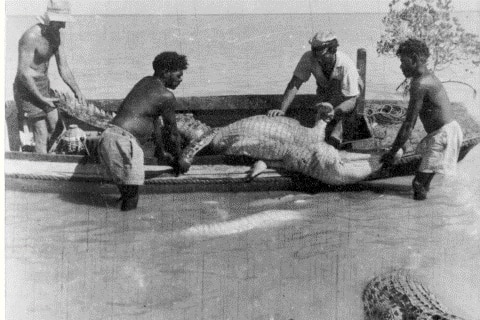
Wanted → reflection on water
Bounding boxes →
[5,146,480,320]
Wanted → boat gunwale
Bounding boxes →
[4,95,480,187]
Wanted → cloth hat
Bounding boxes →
[45,0,75,22]
[309,31,337,49]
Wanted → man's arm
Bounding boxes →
[16,33,59,109]
[267,76,303,117]
[55,31,86,104]
[382,79,426,165]
[330,96,357,119]
[156,95,190,175]
[153,116,168,160]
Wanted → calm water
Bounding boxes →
[4,13,480,100]
[5,148,480,319]
[4,12,480,320]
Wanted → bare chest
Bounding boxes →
[35,36,60,61]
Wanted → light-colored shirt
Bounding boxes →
[293,50,360,98]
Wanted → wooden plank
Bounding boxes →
[4,158,283,183]
[356,48,367,114]
[3,150,226,166]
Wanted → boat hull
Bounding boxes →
[5,95,480,190]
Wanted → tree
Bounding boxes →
[377,0,480,94]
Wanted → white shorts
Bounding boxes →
[416,121,463,175]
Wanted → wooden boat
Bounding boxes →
[5,49,480,192]
[5,94,480,192]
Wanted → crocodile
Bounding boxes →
[198,114,385,185]
[54,91,116,130]
[54,93,479,185]
[54,94,390,185]
[363,270,467,320]
[54,92,213,141]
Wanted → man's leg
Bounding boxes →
[118,185,139,211]
[412,172,435,200]
[45,109,64,151]
[30,117,49,153]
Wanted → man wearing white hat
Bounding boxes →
[268,31,361,149]
[14,0,86,153]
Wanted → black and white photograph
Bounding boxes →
[3,0,480,319]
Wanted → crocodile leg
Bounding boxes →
[246,160,269,181]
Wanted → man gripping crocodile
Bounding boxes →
[97,52,190,211]
[268,31,362,149]
[381,39,463,200]
[14,0,86,153]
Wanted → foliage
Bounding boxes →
[377,0,480,73]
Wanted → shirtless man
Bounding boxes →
[267,31,361,148]
[381,39,463,200]
[14,0,86,153]
[97,52,190,211]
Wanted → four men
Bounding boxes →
[12,2,464,207]
[14,0,85,153]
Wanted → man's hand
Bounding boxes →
[380,152,395,168]
[267,109,285,117]
[380,149,404,168]
[159,152,175,165]
[75,92,87,105]
[315,102,334,122]
[44,97,60,109]
[160,152,190,176]
[172,158,190,176]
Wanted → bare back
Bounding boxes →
[111,76,177,144]
[414,73,454,133]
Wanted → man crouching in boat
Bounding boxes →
[381,39,463,200]
[267,31,362,149]
[97,52,190,211]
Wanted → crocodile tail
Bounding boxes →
[54,93,214,147]
[54,92,114,130]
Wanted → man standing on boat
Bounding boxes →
[381,39,463,200]
[13,0,86,153]
[267,31,361,149]
[97,52,190,211]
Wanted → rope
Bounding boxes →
[5,170,293,185]
[146,175,292,185]
[364,103,407,124]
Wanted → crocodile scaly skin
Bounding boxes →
[207,115,383,185]
[363,270,467,320]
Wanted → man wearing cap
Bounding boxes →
[267,31,361,149]
[13,0,86,153]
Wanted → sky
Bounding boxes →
[5,0,480,16]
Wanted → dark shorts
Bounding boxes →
[13,75,56,119]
